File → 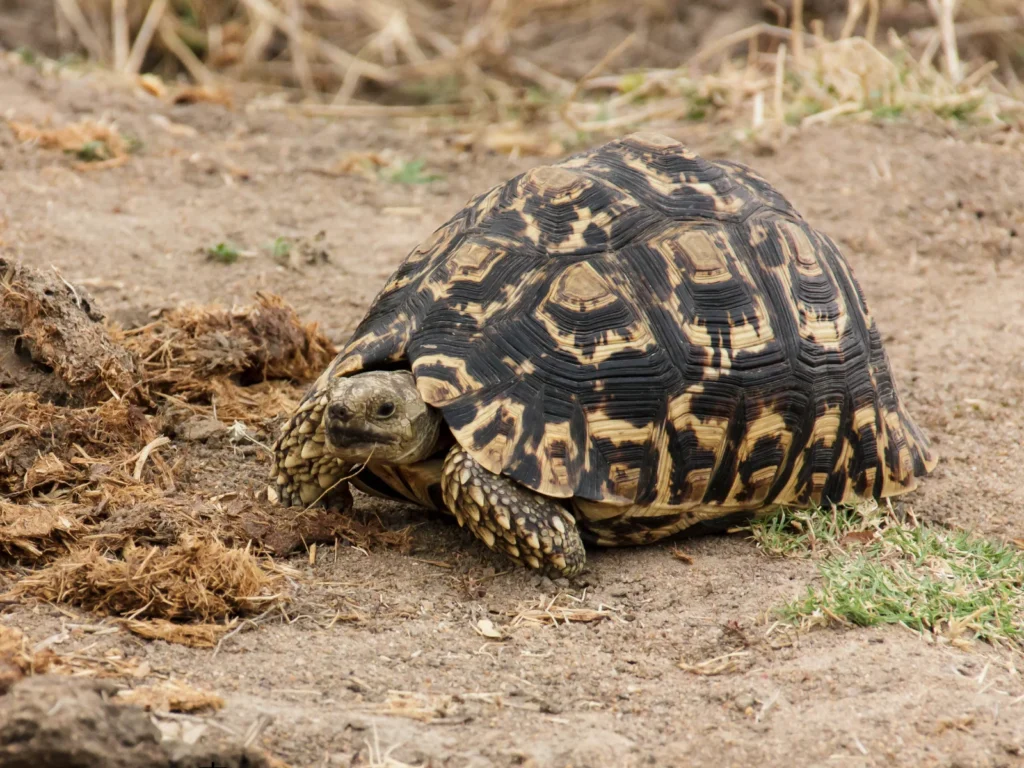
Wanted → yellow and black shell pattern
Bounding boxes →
[274,132,936,541]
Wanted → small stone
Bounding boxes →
[174,416,224,442]
[553,577,570,588]
[734,693,756,711]
[475,619,503,639]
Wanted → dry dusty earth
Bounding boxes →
[2,56,1024,768]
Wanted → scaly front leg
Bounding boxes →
[440,447,586,577]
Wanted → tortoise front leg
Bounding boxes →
[440,447,585,577]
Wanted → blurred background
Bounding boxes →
[1,0,1022,145]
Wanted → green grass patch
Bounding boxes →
[385,159,443,184]
[269,236,292,262]
[206,242,241,264]
[16,47,38,66]
[750,503,1024,648]
[72,140,114,162]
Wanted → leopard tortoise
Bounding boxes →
[268,132,936,577]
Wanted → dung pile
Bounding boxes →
[116,291,336,422]
[1,383,157,563]
[1,257,347,647]
[0,257,138,405]
[9,535,285,647]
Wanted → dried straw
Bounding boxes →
[118,618,234,649]
[116,678,225,713]
[509,593,615,628]
[9,536,284,623]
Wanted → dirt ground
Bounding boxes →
[3,55,1024,768]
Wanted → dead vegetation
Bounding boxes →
[116,292,336,417]
[116,678,225,713]
[6,117,134,170]
[0,258,343,645]
[0,625,57,693]
[1,257,138,405]
[9,536,283,622]
[0,622,158,691]
[0,500,89,561]
[1,392,157,501]
[509,593,616,628]
[22,0,1019,154]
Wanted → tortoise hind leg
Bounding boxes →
[440,448,586,577]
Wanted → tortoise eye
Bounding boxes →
[376,402,396,419]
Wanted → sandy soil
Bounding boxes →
[2,56,1024,767]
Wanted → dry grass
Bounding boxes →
[678,650,754,676]
[0,500,89,561]
[0,625,57,693]
[29,0,1022,148]
[370,690,461,723]
[509,593,615,628]
[8,535,284,623]
[115,291,336,421]
[116,678,225,713]
[0,392,159,507]
[0,624,154,690]
[118,617,234,648]
[1,257,139,404]
[6,116,134,170]
[1,256,339,590]
[566,15,1024,143]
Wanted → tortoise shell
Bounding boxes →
[272,132,935,542]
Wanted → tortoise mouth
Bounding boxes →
[325,424,399,451]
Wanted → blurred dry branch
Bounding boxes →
[32,1,1021,144]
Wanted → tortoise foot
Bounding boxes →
[440,448,585,577]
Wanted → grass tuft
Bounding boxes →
[74,139,114,162]
[270,236,292,262]
[385,158,444,184]
[751,502,1024,648]
[206,241,240,264]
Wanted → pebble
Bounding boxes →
[174,416,224,442]
[734,693,756,712]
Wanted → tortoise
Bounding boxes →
[268,132,936,577]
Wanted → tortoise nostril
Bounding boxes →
[328,403,352,423]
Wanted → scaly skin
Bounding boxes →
[440,448,586,577]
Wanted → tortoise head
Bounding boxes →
[322,370,441,465]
